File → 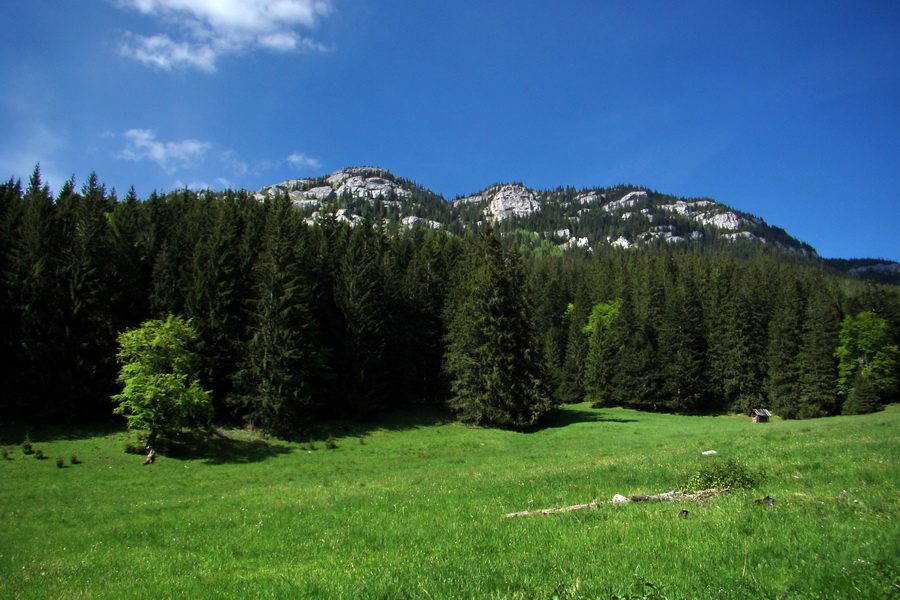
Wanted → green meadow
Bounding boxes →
[2,404,898,599]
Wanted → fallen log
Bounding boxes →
[503,502,602,519]
[627,488,728,502]
[502,488,728,518]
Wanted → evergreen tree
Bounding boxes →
[443,228,553,429]
[236,195,326,434]
[184,197,245,404]
[841,369,880,415]
[333,218,391,416]
[766,276,806,418]
[5,165,63,417]
[794,284,842,418]
[657,273,708,413]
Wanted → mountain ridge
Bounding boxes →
[257,166,898,281]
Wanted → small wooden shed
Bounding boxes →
[750,408,773,423]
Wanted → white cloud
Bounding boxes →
[116,0,334,71]
[120,33,218,72]
[287,152,322,171]
[119,129,211,172]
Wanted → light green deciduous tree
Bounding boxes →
[113,315,212,452]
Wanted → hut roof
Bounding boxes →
[750,408,773,417]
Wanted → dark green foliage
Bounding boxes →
[794,287,842,418]
[21,434,33,455]
[34,449,45,460]
[682,457,761,491]
[56,457,65,468]
[70,454,80,465]
[325,435,338,450]
[766,277,806,417]
[842,370,881,415]
[2,447,11,460]
[443,228,554,429]
[2,167,897,430]
[235,195,325,434]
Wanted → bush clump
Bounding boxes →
[21,434,34,455]
[56,457,65,468]
[325,435,338,450]
[70,454,81,465]
[682,457,761,491]
[34,449,46,460]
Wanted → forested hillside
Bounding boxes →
[2,167,898,431]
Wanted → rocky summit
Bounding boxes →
[255,167,896,276]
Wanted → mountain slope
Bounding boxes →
[258,167,896,280]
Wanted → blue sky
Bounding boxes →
[2,0,898,260]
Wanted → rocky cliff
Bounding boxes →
[254,167,860,265]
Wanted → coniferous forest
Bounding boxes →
[2,167,899,433]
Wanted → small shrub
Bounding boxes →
[34,449,46,460]
[325,435,338,450]
[682,457,761,491]
[1,448,10,460]
[359,436,366,445]
[308,438,317,451]
[21,434,34,455]
[56,457,65,468]
[70,454,80,465]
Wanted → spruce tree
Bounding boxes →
[237,195,325,434]
[766,276,806,418]
[443,227,553,429]
[795,284,841,418]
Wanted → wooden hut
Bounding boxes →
[750,408,773,423]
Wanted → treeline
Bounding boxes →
[557,250,899,417]
[1,168,898,431]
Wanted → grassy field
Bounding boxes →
[1,403,898,599]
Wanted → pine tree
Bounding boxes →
[443,228,553,429]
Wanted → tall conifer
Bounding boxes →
[443,227,553,429]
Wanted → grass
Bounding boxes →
[1,404,898,599]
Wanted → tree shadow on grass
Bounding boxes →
[0,421,125,445]
[160,430,292,465]
[540,407,639,429]
[300,405,456,440]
